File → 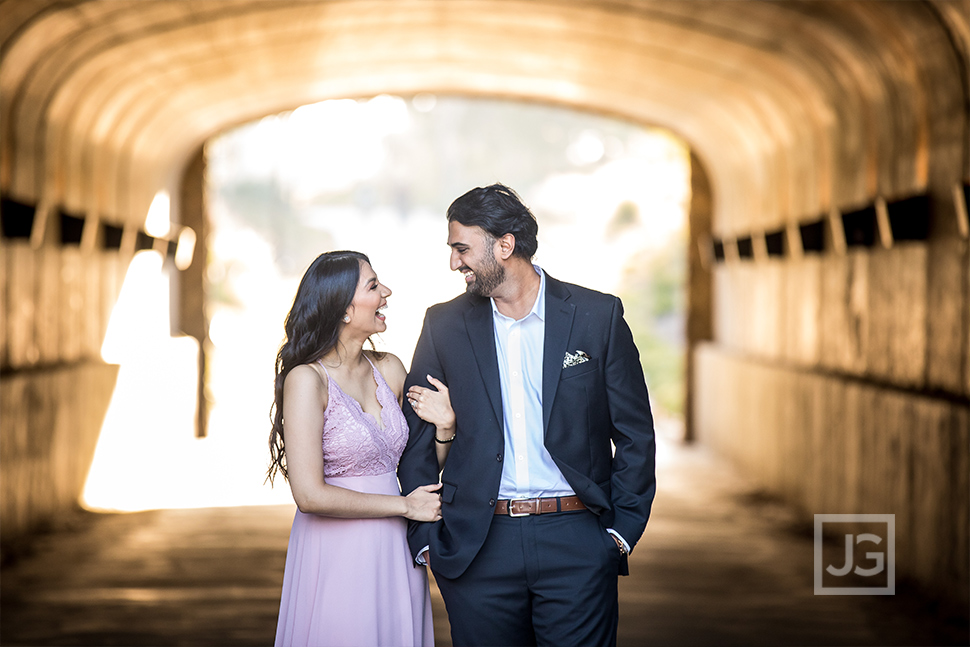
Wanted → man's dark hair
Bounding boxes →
[447,184,538,259]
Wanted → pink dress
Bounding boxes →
[274,359,433,647]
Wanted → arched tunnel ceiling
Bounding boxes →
[2,0,968,237]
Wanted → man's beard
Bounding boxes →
[466,247,505,297]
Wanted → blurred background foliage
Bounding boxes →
[209,94,689,417]
[619,228,686,415]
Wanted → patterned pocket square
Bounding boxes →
[562,350,591,368]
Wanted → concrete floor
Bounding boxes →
[2,432,967,647]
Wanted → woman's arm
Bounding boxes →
[375,352,454,469]
[407,375,455,470]
[283,364,441,521]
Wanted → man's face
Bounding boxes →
[448,221,506,297]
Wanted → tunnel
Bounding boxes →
[2,0,969,644]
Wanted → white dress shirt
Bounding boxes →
[492,267,574,499]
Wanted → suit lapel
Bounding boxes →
[463,296,504,425]
[542,276,574,432]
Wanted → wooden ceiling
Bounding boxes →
[2,0,967,235]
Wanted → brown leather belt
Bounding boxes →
[494,495,586,517]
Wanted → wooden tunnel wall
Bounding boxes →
[0,149,207,558]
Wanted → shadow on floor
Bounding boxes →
[2,429,967,646]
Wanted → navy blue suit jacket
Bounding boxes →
[398,274,656,580]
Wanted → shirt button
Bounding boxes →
[497,453,503,462]
[515,413,521,418]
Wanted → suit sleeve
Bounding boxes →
[398,308,444,561]
[604,297,657,551]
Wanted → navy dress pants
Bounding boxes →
[432,509,621,647]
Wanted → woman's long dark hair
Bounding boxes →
[267,250,370,484]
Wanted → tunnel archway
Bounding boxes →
[2,0,968,606]
[81,93,697,510]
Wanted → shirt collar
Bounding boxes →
[490,265,545,323]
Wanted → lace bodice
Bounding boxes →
[319,359,408,478]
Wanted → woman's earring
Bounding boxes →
[343,315,351,323]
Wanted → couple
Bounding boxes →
[269,184,657,647]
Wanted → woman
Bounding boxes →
[268,251,454,647]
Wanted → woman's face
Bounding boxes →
[345,260,392,334]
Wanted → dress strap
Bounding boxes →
[364,354,388,389]
[316,360,333,394]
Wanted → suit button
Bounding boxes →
[489,499,496,506]
[496,453,503,461]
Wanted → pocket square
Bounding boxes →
[562,350,590,369]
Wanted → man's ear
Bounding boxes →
[496,233,516,260]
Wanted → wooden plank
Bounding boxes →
[924,239,965,393]
[60,248,83,362]
[0,242,7,368]
[36,247,60,364]
[6,243,38,367]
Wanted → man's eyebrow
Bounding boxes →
[449,241,468,249]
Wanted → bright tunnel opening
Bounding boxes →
[84,95,690,512]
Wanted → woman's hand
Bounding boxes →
[408,375,455,435]
[404,483,442,522]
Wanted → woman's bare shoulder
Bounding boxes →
[369,351,405,373]
[367,351,406,394]
[284,363,329,400]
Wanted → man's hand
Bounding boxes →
[610,533,628,556]
[417,546,431,569]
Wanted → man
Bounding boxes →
[399,183,656,646]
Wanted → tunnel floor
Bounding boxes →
[2,425,967,647]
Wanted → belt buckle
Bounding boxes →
[507,497,536,517]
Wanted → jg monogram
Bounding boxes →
[826,532,885,577]
[814,514,895,595]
